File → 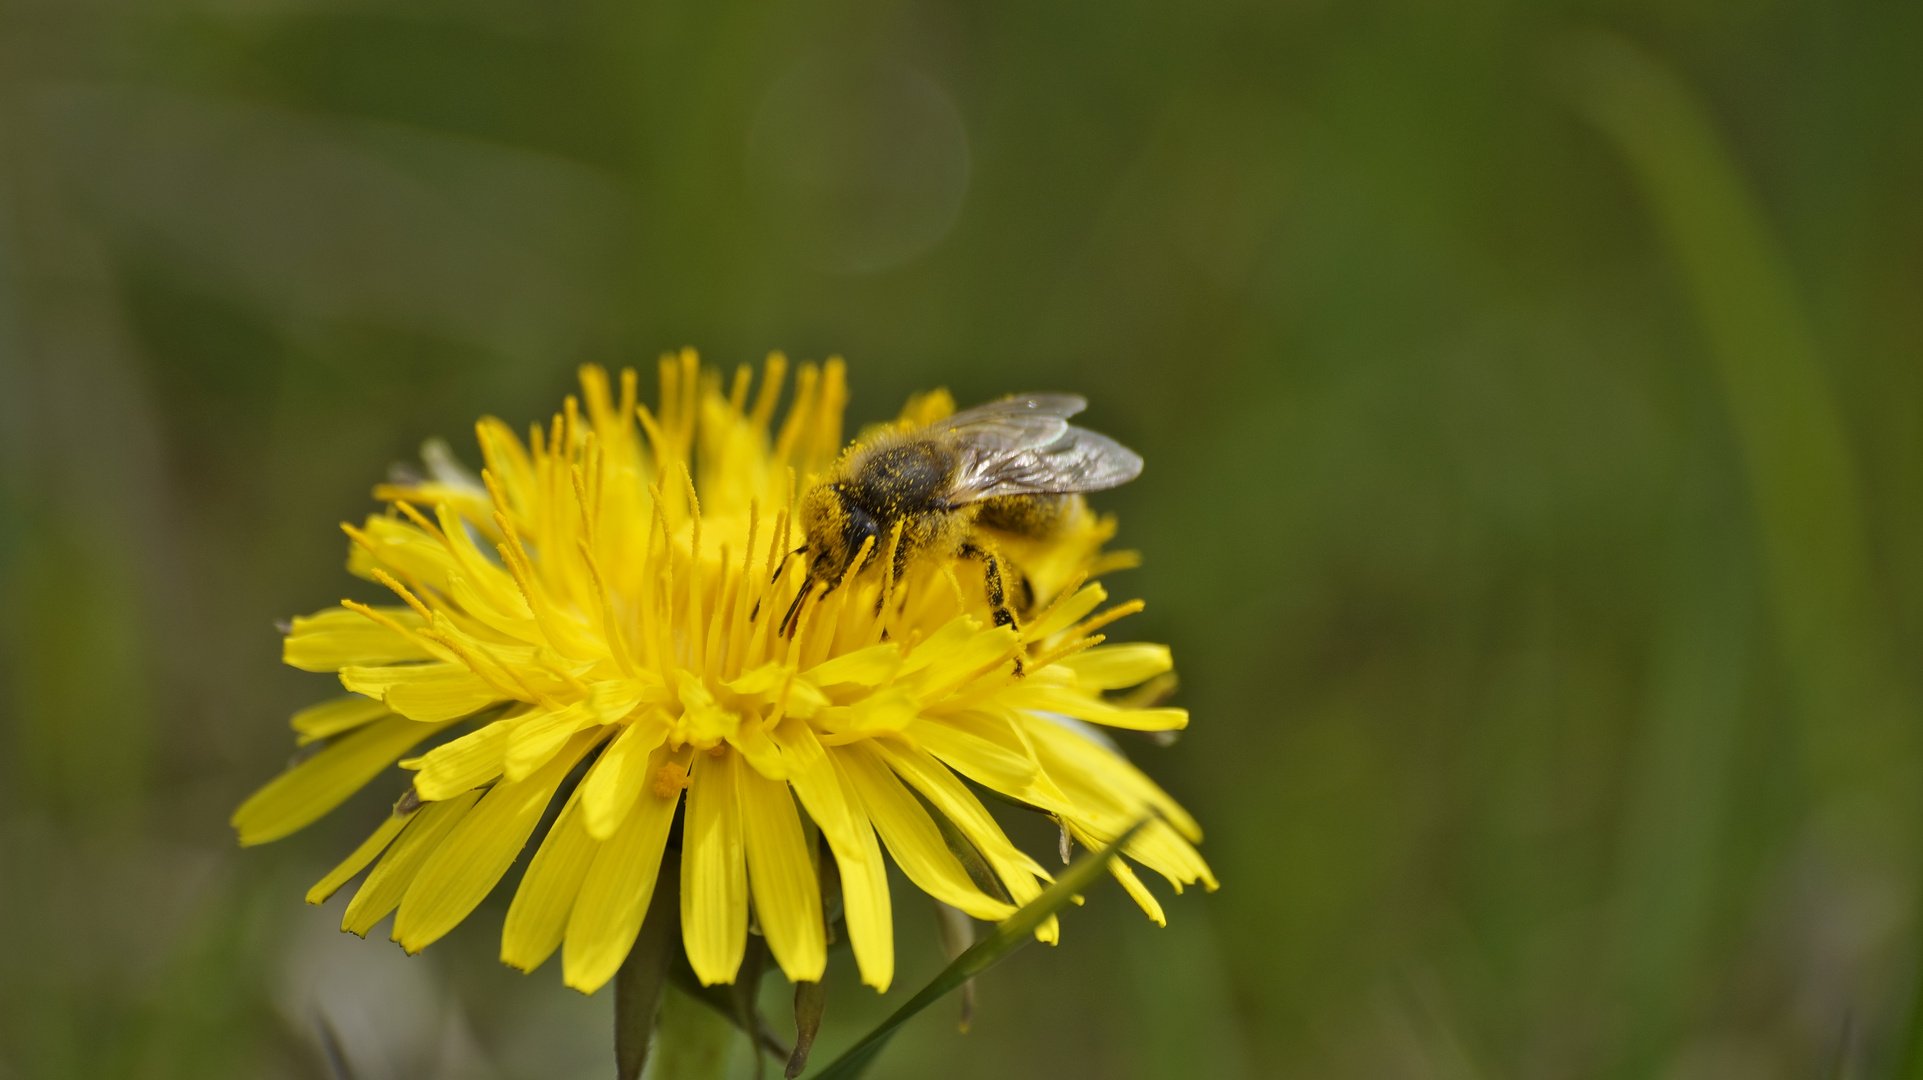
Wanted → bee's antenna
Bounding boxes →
[752,545,811,621]
[772,544,808,583]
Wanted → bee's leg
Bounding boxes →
[891,530,914,585]
[872,527,916,619]
[958,542,1024,676]
[1011,569,1035,616]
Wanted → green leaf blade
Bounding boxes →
[807,816,1153,1080]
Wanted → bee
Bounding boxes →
[783,393,1143,641]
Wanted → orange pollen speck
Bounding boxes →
[652,765,688,799]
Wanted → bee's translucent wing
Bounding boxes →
[936,394,1142,504]
[934,393,1088,451]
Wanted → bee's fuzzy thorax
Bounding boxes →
[801,426,976,589]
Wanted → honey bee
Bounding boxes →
[784,393,1143,639]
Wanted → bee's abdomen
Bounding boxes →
[975,494,1069,537]
[848,440,951,512]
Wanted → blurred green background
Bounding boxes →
[5,0,1923,1077]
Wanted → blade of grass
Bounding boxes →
[1567,30,1907,802]
[806,816,1153,1080]
[1569,30,1921,1073]
[1601,449,1753,1079]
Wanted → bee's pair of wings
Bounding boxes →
[933,393,1144,505]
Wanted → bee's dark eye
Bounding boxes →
[842,499,882,561]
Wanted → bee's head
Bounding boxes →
[798,481,882,588]
[780,481,883,636]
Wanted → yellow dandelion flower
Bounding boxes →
[234,351,1213,996]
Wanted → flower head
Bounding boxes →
[234,351,1213,994]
